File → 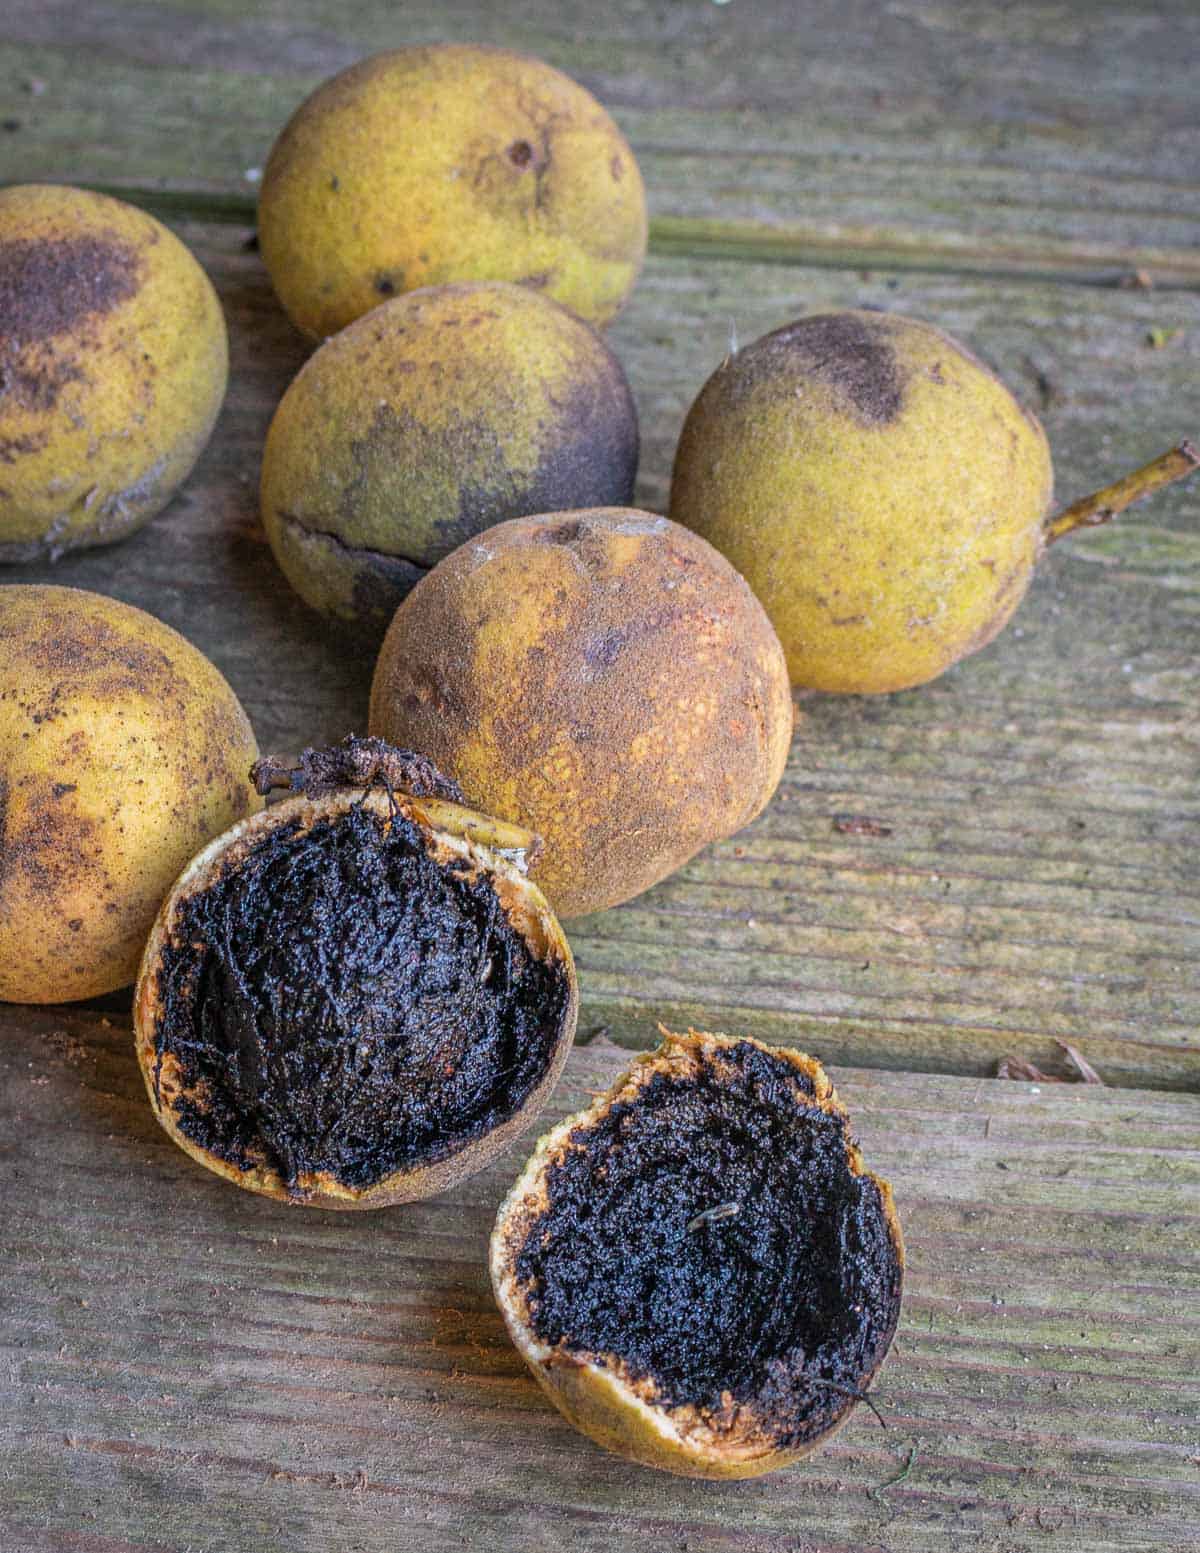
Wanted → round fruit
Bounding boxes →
[261,282,639,636]
[134,737,578,1208]
[670,310,1200,694]
[0,586,260,1003]
[258,44,648,338]
[671,308,1047,694]
[369,509,793,918]
[0,184,228,563]
[491,1027,904,1478]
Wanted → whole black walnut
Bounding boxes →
[669,308,1199,692]
[258,45,647,337]
[369,509,794,918]
[261,282,638,637]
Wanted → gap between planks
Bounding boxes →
[34,179,1200,293]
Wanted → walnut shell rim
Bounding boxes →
[490,1027,904,1478]
[134,787,578,1210]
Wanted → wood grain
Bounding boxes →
[1,0,1199,284]
[2,1006,1198,1553]
[6,220,1199,1089]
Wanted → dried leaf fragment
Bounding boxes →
[995,1042,1104,1085]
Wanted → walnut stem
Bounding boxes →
[1044,440,1198,545]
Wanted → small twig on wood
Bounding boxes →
[1044,441,1198,544]
[995,1043,1104,1085]
[810,1378,889,1431]
[996,1055,1058,1082]
[1055,1039,1104,1085]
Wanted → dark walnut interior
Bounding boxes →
[514,1042,902,1447]
[151,802,570,1194]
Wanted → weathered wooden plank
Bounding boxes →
[2,0,1200,282]
[1,1007,1198,1553]
[6,219,1198,1088]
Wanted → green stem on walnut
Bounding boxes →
[1045,440,1199,544]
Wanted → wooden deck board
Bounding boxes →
[2,0,1200,282]
[2,1007,1198,1553]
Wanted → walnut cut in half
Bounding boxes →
[134,737,577,1208]
[491,1028,903,1477]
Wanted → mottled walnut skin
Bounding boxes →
[258,45,647,337]
[369,509,794,918]
[0,586,259,1003]
[0,184,227,562]
[260,283,638,637]
[670,310,1054,694]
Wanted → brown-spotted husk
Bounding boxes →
[369,508,794,918]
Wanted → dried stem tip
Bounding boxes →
[251,734,465,804]
[1045,440,1199,544]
